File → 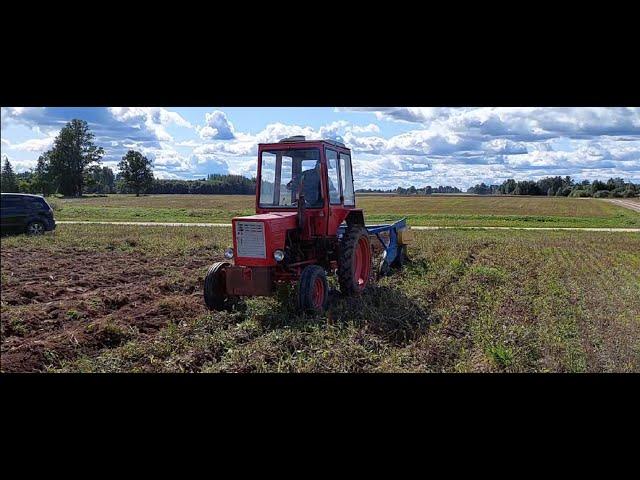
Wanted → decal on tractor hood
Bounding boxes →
[236,221,266,259]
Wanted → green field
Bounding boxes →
[48,194,640,228]
[2,223,639,372]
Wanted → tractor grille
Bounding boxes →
[235,221,266,258]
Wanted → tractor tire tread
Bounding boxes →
[338,224,371,295]
[204,261,233,311]
[297,265,328,313]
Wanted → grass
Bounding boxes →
[2,223,638,372]
[47,194,640,228]
[0,222,230,256]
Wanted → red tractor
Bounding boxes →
[204,136,412,313]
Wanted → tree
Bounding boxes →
[468,182,492,195]
[46,119,104,196]
[85,166,116,194]
[591,180,607,195]
[118,150,154,196]
[500,179,517,194]
[32,153,52,195]
[100,166,116,193]
[1,157,18,192]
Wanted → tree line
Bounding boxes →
[146,175,256,195]
[1,120,154,197]
[356,185,462,195]
[2,155,257,196]
[0,118,256,196]
[467,176,639,198]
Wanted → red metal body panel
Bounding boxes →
[231,212,297,267]
[327,205,351,236]
[225,265,272,296]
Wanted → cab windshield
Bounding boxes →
[259,148,323,208]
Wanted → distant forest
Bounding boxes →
[1,158,257,196]
[146,174,256,195]
[466,176,638,198]
[357,185,462,195]
[356,177,638,198]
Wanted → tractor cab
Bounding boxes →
[255,136,360,238]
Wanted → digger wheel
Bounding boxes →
[204,262,236,311]
[392,245,408,268]
[378,258,391,278]
[297,265,328,313]
[338,225,372,295]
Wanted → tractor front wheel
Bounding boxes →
[296,265,329,313]
[338,225,372,295]
[204,262,236,311]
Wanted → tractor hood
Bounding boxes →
[231,212,298,266]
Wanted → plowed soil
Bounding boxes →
[1,246,215,372]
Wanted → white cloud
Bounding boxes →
[10,135,56,153]
[483,139,528,155]
[198,110,235,140]
[153,170,183,180]
[351,123,380,133]
[346,107,640,140]
[175,140,203,147]
[109,107,193,142]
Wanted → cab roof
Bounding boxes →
[259,137,350,151]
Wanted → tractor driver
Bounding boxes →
[288,160,323,207]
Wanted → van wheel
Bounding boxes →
[26,221,45,236]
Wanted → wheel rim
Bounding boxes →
[312,277,324,308]
[28,223,44,235]
[353,236,371,290]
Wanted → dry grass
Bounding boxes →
[48,194,640,228]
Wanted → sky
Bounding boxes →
[1,107,639,190]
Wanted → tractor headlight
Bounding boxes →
[224,247,234,259]
[273,249,285,262]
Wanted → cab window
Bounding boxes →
[339,153,355,206]
[259,148,323,208]
[325,149,341,204]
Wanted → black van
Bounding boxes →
[0,193,56,235]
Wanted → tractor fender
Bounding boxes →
[345,209,365,227]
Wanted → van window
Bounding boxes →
[1,196,23,208]
[25,197,48,209]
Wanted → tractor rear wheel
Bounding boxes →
[297,265,329,313]
[204,262,236,311]
[338,225,372,295]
